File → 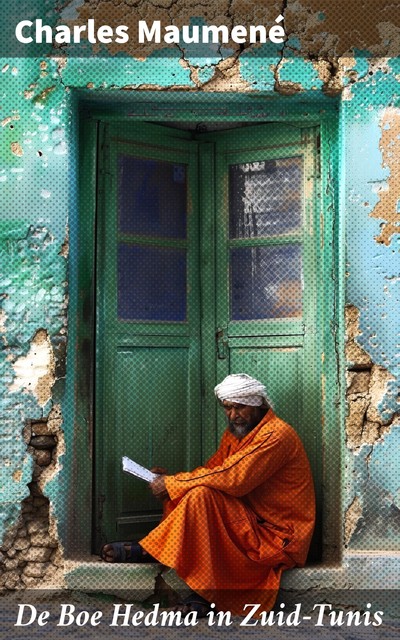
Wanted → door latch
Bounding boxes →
[216,328,228,360]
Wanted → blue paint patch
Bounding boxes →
[239,44,281,90]
[382,378,400,423]
[347,69,400,116]
[370,426,400,499]
[285,36,301,52]
[0,433,34,541]
[0,220,67,541]
[0,503,23,542]
[350,439,400,550]
[60,0,83,20]
[197,65,215,84]
[345,111,400,421]
[350,51,370,81]
[279,54,323,91]
[62,49,193,88]
[387,57,400,76]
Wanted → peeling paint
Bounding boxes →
[344,495,362,546]
[345,299,399,551]
[346,305,396,450]
[10,142,23,157]
[1,115,20,128]
[9,329,55,406]
[0,404,65,588]
[12,470,23,483]
[345,305,372,369]
[370,107,400,245]
[348,425,400,550]
[367,365,395,425]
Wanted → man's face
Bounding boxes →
[222,401,264,439]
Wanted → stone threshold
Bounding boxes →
[64,554,400,616]
[64,557,163,601]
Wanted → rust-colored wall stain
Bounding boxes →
[370,108,400,246]
[76,0,269,57]
[284,0,400,57]
[74,0,400,58]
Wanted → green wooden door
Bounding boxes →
[95,123,202,548]
[95,122,322,555]
[212,125,322,555]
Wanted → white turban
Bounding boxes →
[214,373,271,407]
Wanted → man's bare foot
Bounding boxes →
[100,541,156,563]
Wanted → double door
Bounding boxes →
[95,122,321,550]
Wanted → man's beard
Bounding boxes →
[228,421,255,439]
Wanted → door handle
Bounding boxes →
[216,328,228,360]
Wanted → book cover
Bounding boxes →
[0,0,399,636]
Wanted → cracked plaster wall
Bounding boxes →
[0,0,400,588]
[344,305,400,550]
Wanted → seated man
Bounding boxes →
[101,373,315,617]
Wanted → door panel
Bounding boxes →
[228,339,303,431]
[115,344,194,512]
[95,123,201,548]
[213,125,321,540]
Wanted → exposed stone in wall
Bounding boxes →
[345,304,373,369]
[198,57,253,91]
[312,56,356,96]
[345,305,399,548]
[0,223,68,542]
[0,406,65,589]
[345,305,395,450]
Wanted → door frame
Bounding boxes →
[72,97,343,561]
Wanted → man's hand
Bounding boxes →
[150,466,168,475]
[149,475,170,501]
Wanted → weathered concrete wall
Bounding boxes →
[0,0,399,590]
[342,70,400,550]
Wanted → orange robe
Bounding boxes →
[140,409,315,616]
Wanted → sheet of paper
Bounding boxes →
[122,456,158,483]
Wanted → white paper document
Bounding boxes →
[122,456,158,483]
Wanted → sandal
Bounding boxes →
[100,541,156,563]
[179,591,212,618]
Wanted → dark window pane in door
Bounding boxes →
[118,155,187,238]
[118,244,186,321]
[230,157,302,238]
[231,245,302,320]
